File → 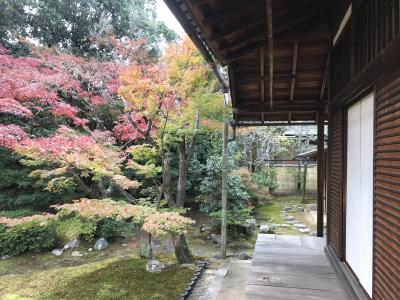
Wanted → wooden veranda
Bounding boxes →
[246,234,352,300]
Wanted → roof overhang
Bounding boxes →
[164,0,337,124]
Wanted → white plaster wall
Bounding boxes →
[346,93,374,297]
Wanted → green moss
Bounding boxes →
[255,195,310,235]
[0,257,193,300]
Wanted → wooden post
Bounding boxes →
[302,160,308,202]
[221,93,229,259]
[317,112,325,237]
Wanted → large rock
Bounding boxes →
[211,234,221,244]
[63,239,81,250]
[199,224,212,232]
[146,259,165,273]
[94,238,109,251]
[241,219,258,234]
[235,252,251,260]
[52,249,64,256]
[1,255,11,260]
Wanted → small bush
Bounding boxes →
[52,216,97,245]
[98,218,132,241]
[0,221,56,256]
[0,209,37,218]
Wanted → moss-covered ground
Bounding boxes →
[255,195,317,235]
[0,256,193,300]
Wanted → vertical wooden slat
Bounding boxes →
[317,112,325,237]
[327,110,344,258]
[374,74,400,299]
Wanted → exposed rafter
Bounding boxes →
[210,18,264,42]
[320,55,329,100]
[266,0,274,110]
[203,1,264,26]
[290,41,299,102]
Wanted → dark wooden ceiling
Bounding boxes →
[164,0,336,124]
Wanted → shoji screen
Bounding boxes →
[346,93,374,297]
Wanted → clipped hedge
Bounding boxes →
[0,222,56,256]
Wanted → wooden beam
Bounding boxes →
[267,0,274,110]
[203,1,264,26]
[233,102,325,113]
[288,111,292,124]
[290,41,299,102]
[260,48,265,102]
[320,55,329,101]
[218,26,329,54]
[210,18,265,41]
[317,111,324,237]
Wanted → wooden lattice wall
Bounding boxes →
[373,74,400,300]
[327,110,344,259]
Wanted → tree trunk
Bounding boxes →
[176,140,188,208]
[171,233,194,264]
[162,155,174,207]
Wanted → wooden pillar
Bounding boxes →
[221,93,229,259]
[317,112,325,237]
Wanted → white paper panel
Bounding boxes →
[346,93,374,297]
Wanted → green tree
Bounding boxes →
[1,0,177,57]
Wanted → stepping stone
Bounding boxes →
[294,224,307,229]
[299,228,311,233]
[286,216,295,221]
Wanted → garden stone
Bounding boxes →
[299,228,311,233]
[281,224,290,228]
[286,221,295,224]
[146,260,165,273]
[52,249,63,256]
[241,218,258,234]
[297,206,305,212]
[259,224,277,234]
[1,255,11,260]
[211,234,221,244]
[294,223,307,229]
[88,248,93,252]
[71,251,83,257]
[286,216,295,221]
[166,239,175,253]
[94,238,109,251]
[63,239,81,250]
[235,252,251,260]
[199,224,212,232]
[151,239,162,250]
[306,204,317,211]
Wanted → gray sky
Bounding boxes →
[156,0,186,38]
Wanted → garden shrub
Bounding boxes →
[0,209,37,218]
[251,166,279,194]
[51,216,97,245]
[0,221,56,256]
[97,218,132,241]
[197,155,250,213]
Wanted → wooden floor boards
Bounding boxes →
[245,234,352,300]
